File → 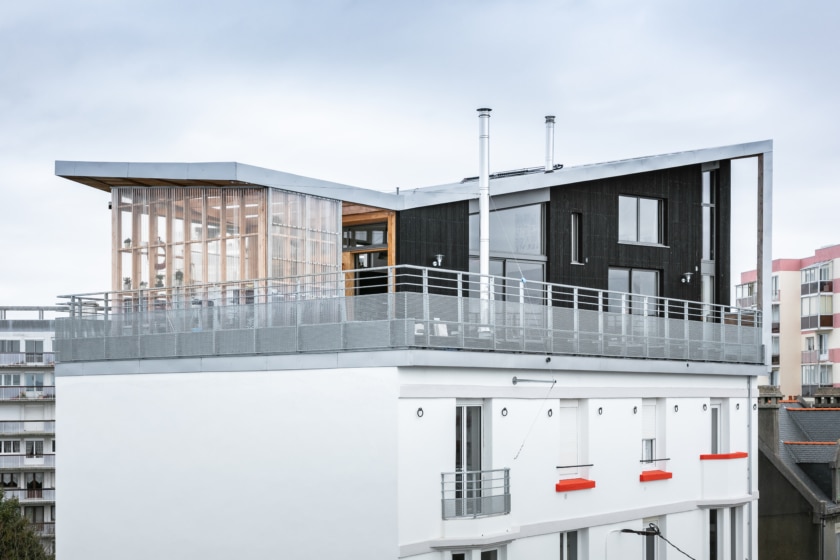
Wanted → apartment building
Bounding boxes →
[738,244,840,398]
[0,306,58,553]
[53,116,771,560]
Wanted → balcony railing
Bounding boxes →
[56,266,763,364]
[1,488,55,501]
[0,386,55,401]
[0,454,56,469]
[441,468,510,519]
[0,421,56,435]
[30,522,55,536]
[0,353,55,366]
[801,350,830,364]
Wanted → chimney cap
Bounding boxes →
[545,115,555,122]
[477,107,492,113]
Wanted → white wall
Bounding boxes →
[397,367,757,556]
[56,366,399,560]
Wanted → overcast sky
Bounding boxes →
[1,0,838,307]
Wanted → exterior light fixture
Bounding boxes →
[501,407,508,417]
[674,405,679,412]
[681,272,693,284]
[633,406,638,414]
[703,403,708,411]
[432,254,444,267]
[416,408,424,418]
[547,409,553,417]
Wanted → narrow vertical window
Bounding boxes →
[709,509,719,560]
[702,170,716,261]
[571,212,582,264]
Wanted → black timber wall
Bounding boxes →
[548,163,732,305]
[396,201,470,271]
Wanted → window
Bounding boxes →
[618,196,663,244]
[25,440,43,458]
[0,473,17,488]
[608,268,660,315]
[24,506,44,529]
[570,212,582,264]
[710,401,722,454]
[641,400,657,468]
[644,517,660,560]
[702,170,717,261]
[25,472,43,499]
[342,222,387,249]
[24,340,43,363]
[0,340,20,353]
[771,275,780,299]
[25,373,43,390]
[819,333,829,360]
[1,374,20,386]
[1,440,21,454]
[770,368,779,386]
[469,204,544,256]
[560,531,578,560]
[557,401,580,475]
[710,509,719,560]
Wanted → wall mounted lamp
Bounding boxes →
[681,272,693,284]
[432,254,445,267]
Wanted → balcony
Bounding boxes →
[56,266,763,365]
[441,468,510,519]
[0,386,55,401]
[31,522,55,537]
[0,454,56,469]
[0,421,56,436]
[1,488,55,502]
[0,353,55,366]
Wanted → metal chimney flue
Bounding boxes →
[544,115,555,173]
[477,108,491,329]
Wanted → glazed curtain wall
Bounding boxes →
[113,186,340,291]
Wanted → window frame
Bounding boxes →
[618,195,664,245]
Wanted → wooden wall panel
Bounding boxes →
[548,164,731,305]
[396,201,470,272]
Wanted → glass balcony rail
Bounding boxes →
[0,386,55,401]
[56,265,763,364]
[0,353,56,366]
[1,488,55,501]
[0,454,56,469]
[441,468,510,519]
[0,421,56,435]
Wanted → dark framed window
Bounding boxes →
[608,268,660,315]
[618,196,663,244]
[571,212,582,264]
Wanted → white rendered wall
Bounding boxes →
[397,366,757,557]
[57,366,399,560]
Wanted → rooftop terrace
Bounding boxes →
[56,266,762,364]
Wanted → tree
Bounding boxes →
[0,490,53,560]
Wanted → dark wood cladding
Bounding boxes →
[549,164,732,305]
[396,201,470,272]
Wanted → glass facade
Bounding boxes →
[114,186,340,291]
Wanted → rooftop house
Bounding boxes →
[54,114,772,560]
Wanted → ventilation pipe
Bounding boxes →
[545,115,555,172]
[477,108,491,328]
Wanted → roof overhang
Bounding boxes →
[56,139,772,210]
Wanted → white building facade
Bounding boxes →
[54,129,772,559]
[0,306,58,553]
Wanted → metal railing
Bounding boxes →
[0,353,55,366]
[31,522,55,536]
[0,454,56,469]
[56,265,763,364]
[441,468,510,519]
[0,421,56,435]
[0,387,55,401]
[1,488,55,501]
